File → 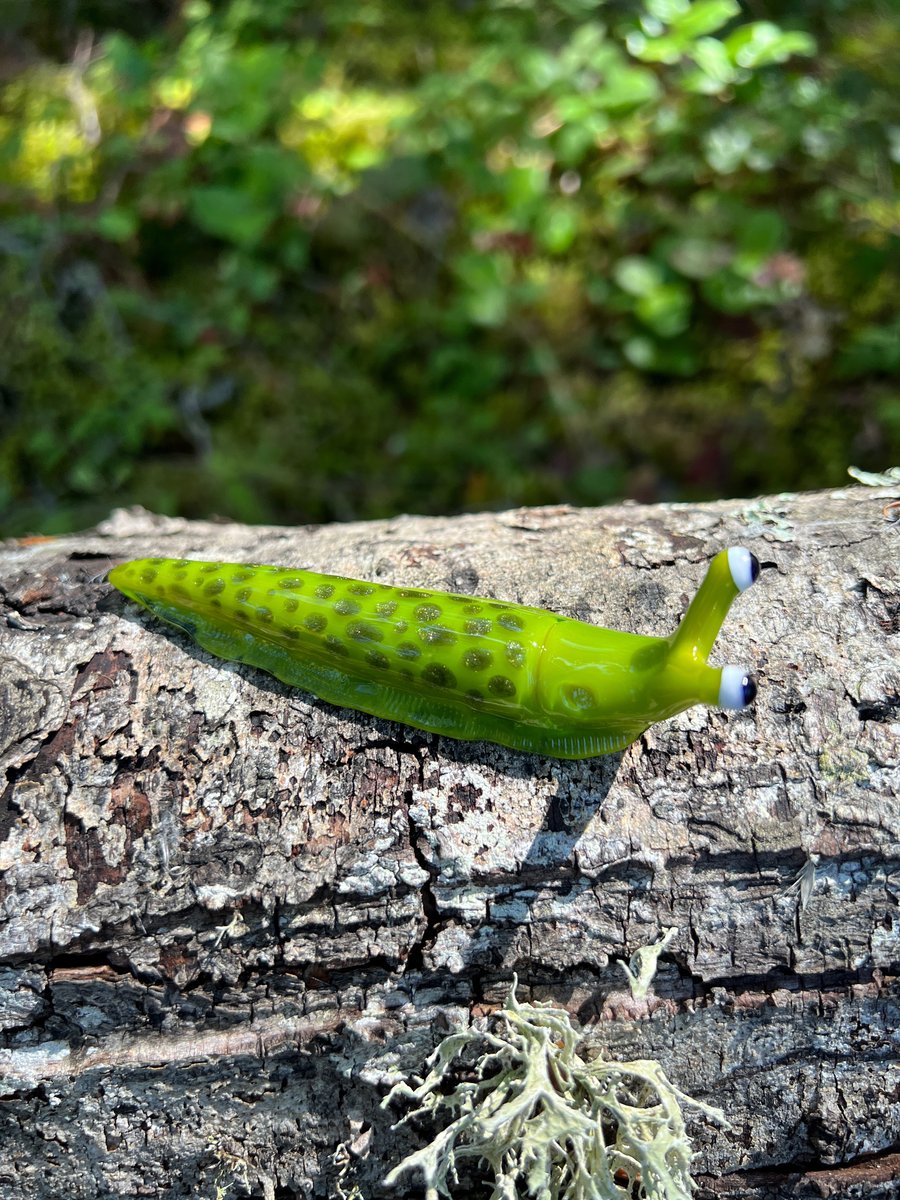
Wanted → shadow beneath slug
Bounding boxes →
[429,732,625,873]
[112,595,625,858]
[520,750,624,876]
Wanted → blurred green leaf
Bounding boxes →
[725,22,815,68]
[683,37,739,93]
[645,0,692,22]
[735,209,786,271]
[664,235,731,278]
[635,281,692,336]
[538,204,578,254]
[614,256,664,297]
[189,185,276,246]
[701,268,782,312]
[454,252,513,326]
[838,322,900,378]
[95,207,138,242]
[0,0,895,537]
[593,65,660,111]
[669,0,740,39]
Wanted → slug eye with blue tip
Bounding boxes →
[719,666,757,710]
[727,547,760,592]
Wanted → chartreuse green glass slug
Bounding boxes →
[108,548,759,759]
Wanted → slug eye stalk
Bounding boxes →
[669,545,760,709]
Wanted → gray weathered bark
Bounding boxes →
[0,488,898,1200]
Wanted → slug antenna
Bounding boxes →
[668,547,759,710]
[670,547,758,663]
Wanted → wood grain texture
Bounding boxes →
[0,489,898,1199]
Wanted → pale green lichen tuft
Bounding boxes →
[382,980,729,1200]
[617,927,678,1002]
[847,464,900,487]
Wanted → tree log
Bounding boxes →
[1,488,898,1199]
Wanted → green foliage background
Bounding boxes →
[1,0,898,536]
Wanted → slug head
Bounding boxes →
[536,547,759,742]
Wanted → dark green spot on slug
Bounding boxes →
[466,689,484,702]
[171,584,189,600]
[464,618,492,636]
[232,571,253,583]
[505,641,526,668]
[415,603,442,623]
[304,614,327,633]
[566,685,596,711]
[396,642,420,660]
[236,588,252,603]
[463,603,482,615]
[325,635,349,656]
[423,664,456,689]
[462,648,492,671]
[366,649,390,669]
[334,599,360,616]
[140,568,157,584]
[394,620,408,634]
[315,585,335,599]
[348,583,375,596]
[347,620,382,643]
[200,564,221,574]
[279,577,305,590]
[283,598,299,613]
[399,589,430,599]
[204,578,225,596]
[283,627,299,639]
[255,607,273,624]
[497,613,524,632]
[419,625,457,646]
[375,601,397,617]
[488,675,516,698]
[174,560,193,569]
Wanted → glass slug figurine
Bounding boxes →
[109,548,759,759]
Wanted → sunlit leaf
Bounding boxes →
[669,0,740,40]
[614,256,664,297]
[725,22,815,68]
[538,204,578,254]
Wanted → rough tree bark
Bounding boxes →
[0,488,898,1200]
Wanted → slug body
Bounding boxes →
[109,549,759,759]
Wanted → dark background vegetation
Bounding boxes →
[0,0,897,537]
